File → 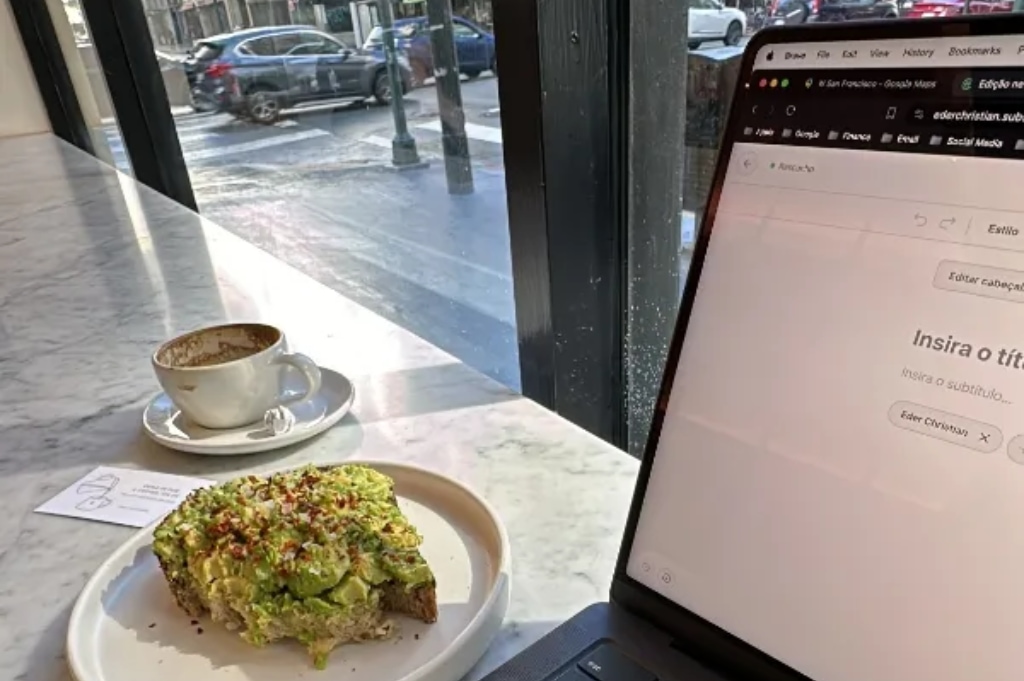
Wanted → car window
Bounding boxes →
[316,33,347,52]
[272,33,305,55]
[364,26,383,46]
[452,22,478,37]
[397,22,420,38]
[364,23,419,47]
[237,37,275,56]
[285,33,341,55]
[193,42,223,61]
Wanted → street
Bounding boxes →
[106,76,521,389]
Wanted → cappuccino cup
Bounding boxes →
[152,323,322,429]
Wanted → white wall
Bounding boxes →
[0,0,51,138]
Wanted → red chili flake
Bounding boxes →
[414,633,420,640]
[382,523,393,533]
[191,620,199,625]
[405,555,416,564]
[148,623,157,629]
[197,628,204,635]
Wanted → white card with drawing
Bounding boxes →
[35,466,214,528]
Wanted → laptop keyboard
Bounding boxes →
[551,643,658,681]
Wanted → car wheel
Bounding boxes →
[688,40,701,50]
[464,69,481,79]
[373,71,393,105]
[247,90,280,124]
[883,10,898,16]
[724,21,742,46]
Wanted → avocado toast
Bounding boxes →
[152,464,438,669]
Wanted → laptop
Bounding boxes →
[482,15,1024,681]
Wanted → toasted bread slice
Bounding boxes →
[152,464,437,669]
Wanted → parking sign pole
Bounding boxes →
[378,0,422,166]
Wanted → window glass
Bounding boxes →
[291,33,344,55]
[97,1,518,394]
[241,37,276,56]
[364,25,384,46]
[47,0,131,175]
[627,0,1024,456]
[193,42,223,61]
[453,22,477,37]
[272,33,304,55]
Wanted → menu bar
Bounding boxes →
[753,36,1024,71]
[737,67,1024,160]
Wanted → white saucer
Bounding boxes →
[67,461,511,681]
[142,366,354,455]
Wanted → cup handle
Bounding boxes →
[275,352,322,405]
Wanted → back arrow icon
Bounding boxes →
[940,217,956,229]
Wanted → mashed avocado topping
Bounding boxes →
[152,465,435,668]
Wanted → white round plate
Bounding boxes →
[142,366,355,455]
[67,462,511,681]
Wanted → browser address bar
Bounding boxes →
[720,181,1024,254]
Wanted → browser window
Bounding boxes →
[628,33,1024,681]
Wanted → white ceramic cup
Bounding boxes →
[152,323,322,430]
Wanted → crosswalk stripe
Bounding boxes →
[104,130,220,148]
[413,119,503,145]
[104,128,332,162]
[172,115,238,133]
[186,129,331,161]
[361,135,393,149]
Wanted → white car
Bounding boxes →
[688,0,746,49]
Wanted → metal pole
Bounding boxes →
[426,0,474,194]
[378,0,422,166]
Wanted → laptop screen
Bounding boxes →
[627,31,1024,681]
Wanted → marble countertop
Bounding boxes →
[0,134,640,681]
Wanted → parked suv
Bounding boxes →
[817,0,900,20]
[687,0,747,50]
[184,25,413,124]
[362,16,496,85]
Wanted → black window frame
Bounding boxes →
[7,0,94,154]
[77,0,197,210]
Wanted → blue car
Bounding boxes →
[363,16,496,85]
[183,26,413,123]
